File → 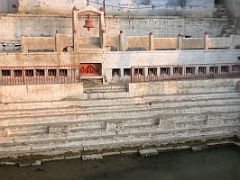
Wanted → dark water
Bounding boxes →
[0,145,239,180]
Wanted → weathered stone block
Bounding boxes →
[82,154,103,161]
[139,148,158,156]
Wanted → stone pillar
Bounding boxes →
[101,30,106,49]
[56,68,60,77]
[44,69,48,78]
[218,66,221,74]
[181,67,184,75]
[206,66,210,74]
[149,32,154,51]
[229,64,233,73]
[0,67,2,80]
[21,35,28,53]
[74,32,78,52]
[120,68,124,77]
[131,67,135,82]
[204,32,209,50]
[157,67,160,76]
[170,67,174,75]
[11,70,14,78]
[75,68,80,82]
[100,12,106,49]
[144,67,148,77]
[33,69,37,77]
[177,34,183,50]
[72,7,78,52]
[119,30,126,51]
[55,31,58,52]
[195,65,199,75]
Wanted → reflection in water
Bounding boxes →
[0,145,239,180]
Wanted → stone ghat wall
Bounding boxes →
[0,78,239,159]
[224,0,240,18]
[0,14,230,41]
[16,0,215,17]
[0,0,18,13]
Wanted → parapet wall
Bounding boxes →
[0,83,83,103]
[128,79,240,97]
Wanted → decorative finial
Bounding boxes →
[73,5,79,11]
[99,7,104,12]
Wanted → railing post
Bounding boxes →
[177,34,183,50]
[170,66,174,76]
[55,31,58,52]
[21,35,28,53]
[120,68,124,78]
[144,67,148,81]
[195,65,199,75]
[149,32,154,51]
[229,64,233,76]
[119,30,126,51]
[157,67,160,79]
[74,32,78,52]
[0,67,2,85]
[131,67,134,82]
[204,31,209,50]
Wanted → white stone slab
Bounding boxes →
[139,148,158,156]
[82,154,103,161]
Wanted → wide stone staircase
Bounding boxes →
[0,80,239,159]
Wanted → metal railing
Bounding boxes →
[0,65,80,86]
[131,63,240,83]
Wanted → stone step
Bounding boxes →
[0,125,237,154]
[1,90,238,111]
[1,114,239,140]
[0,125,238,157]
[0,96,239,119]
[0,98,239,129]
[0,102,239,128]
[0,111,239,144]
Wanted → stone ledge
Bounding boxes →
[102,152,120,157]
[82,154,103,161]
[0,135,239,165]
[139,149,158,156]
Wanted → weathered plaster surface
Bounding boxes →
[0,15,230,41]
[0,78,239,158]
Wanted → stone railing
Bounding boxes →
[119,32,240,51]
[19,33,240,53]
[21,36,55,52]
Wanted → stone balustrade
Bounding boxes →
[19,33,240,53]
